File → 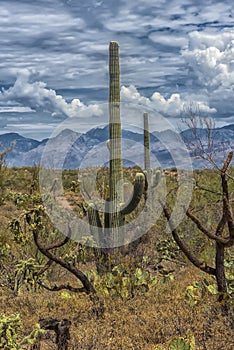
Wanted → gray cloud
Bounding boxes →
[0,0,234,139]
[0,69,103,118]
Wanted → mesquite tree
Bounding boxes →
[162,115,234,306]
[10,206,96,295]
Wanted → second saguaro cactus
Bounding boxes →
[143,112,161,204]
[144,112,150,172]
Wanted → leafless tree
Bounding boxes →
[162,111,234,308]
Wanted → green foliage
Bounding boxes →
[185,277,227,307]
[19,323,43,347]
[86,264,157,299]
[224,252,234,295]
[0,241,10,260]
[185,281,205,307]
[10,192,29,209]
[0,313,21,349]
[8,218,28,245]
[70,180,79,193]
[9,205,46,246]
[155,331,195,350]
[156,238,181,262]
[64,240,95,265]
[202,278,218,295]
[5,191,41,208]
[168,338,190,350]
[0,313,43,349]
[14,258,45,293]
[155,238,180,282]
[184,278,219,306]
[169,331,195,350]
[0,144,13,205]
[185,270,234,307]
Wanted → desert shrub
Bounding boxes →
[0,313,43,349]
[85,263,157,299]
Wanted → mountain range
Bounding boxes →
[0,124,233,170]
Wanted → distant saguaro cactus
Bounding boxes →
[144,112,150,171]
[143,112,161,202]
[87,42,146,271]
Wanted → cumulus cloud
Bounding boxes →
[0,70,103,118]
[183,30,234,89]
[121,85,216,116]
[1,0,234,138]
[182,29,234,115]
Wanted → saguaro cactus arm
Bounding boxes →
[120,173,145,215]
[87,204,103,232]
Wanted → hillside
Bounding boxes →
[1,123,234,169]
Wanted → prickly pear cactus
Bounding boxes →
[169,331,195,350]
[168,338,190,350]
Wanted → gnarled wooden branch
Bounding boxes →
[186,209,230,244]
[38,281,86,293]
[36,259,53,276]
[162,202,215,275]
[32,228,95,294]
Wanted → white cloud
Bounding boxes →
[121,84,216,116]
[0,70,103,118]
[183,30,234,89]
[0,0,234,138]
[182,29,234,115]
[149,32,188,48]
[0,106,34,113]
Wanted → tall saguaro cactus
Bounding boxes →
[109,42,123,203]
[87,42,146,272]
[108,41,124,248]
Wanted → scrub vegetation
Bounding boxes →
[0,42,233,349]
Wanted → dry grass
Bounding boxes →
[1,167,234,349]
[1,266,233,349]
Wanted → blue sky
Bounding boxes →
[0,0,234,139]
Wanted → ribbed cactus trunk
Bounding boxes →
[108,41,124,249]
[144,112,150,171]
[109,41,123,203]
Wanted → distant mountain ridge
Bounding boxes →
[1,123,234,169]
